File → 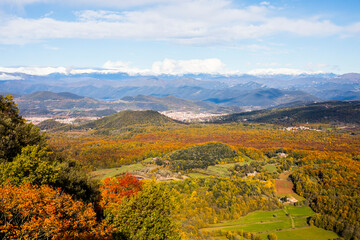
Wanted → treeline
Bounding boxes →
[47,119,360,169]
[214,101,360,125]
[168,177,280,238]
[168,142,237,170]
[291,151,360,239]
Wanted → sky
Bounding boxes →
[0,0,360,76]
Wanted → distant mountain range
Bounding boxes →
[39,101,360,133]
[1,72,360,110]
[14,91,234,117]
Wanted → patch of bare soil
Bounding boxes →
[275,179,295,195]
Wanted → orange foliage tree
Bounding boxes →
[99,173,143,209]
[0,183,111,240]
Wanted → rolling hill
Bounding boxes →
[22,91,84,101]
[15,91,106,117]
[119,94,236,112]
[214,101,360,125]
[204,88,319,107]
[81,110,181,130]
[37,119,69,130]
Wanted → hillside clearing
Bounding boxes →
[200,206,333,240]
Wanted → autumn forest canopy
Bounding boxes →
[0,94,360,240]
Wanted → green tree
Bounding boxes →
[0,95,44,163]
[54,159,100,203]
[0,145,59,185]
[106,180,181,240]
[0,95,100,204]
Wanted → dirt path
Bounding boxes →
[283,207,295,229]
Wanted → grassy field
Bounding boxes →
[213,209,288,226]
[201,206,338,240]
[286,205,314,217]
[293,217,308,228]
[217,219,292,232]
[188,162,242,178]
[259,226,339,240]
[264,164,277,172]
[201,163,238,177]
[90,163,146,180]
[187,172,210,178]
[90,161,243,180]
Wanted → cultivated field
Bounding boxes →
[201,206,339,240]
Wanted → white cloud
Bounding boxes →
[102,60,151,75]
[0,59,330,76]
[0,0,174,9]
[75,10,124,22]
[102,58,228,75]
[0,58,228,76]
[246,68,325,75]
[151,58,226,75]
[260,1,270,6]
[0,0,359,45]
[0,73,23,80]
[43,11,54,18]
[0,66,68,75]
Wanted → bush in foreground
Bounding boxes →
[0,183,111,239]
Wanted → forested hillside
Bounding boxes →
[215,101,360,125]
[81,110,181,131]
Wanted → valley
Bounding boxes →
[1,94,360,240]
[2,1,360,239]
[42,107,359,239]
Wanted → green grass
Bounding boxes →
[202,163,237,177]
[219,219,292,233]
[201,206,338,240]
[214,210,287,226]
[189,162,241,178]
[259,226,339,240]
[293,217,309,228]
[264,164,277,173]
[91,163,146,180]
[203,209,292,234]
[285,206,315,217]
[187,172,210,178]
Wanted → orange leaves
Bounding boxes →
[48,123,360,169]
[0,183,112,240]
[100,173,143,209]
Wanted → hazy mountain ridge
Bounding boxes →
[13,91,234,118]
[214,101,360,125]
[1,72,360,108]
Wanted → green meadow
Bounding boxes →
[202,206,338,240]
